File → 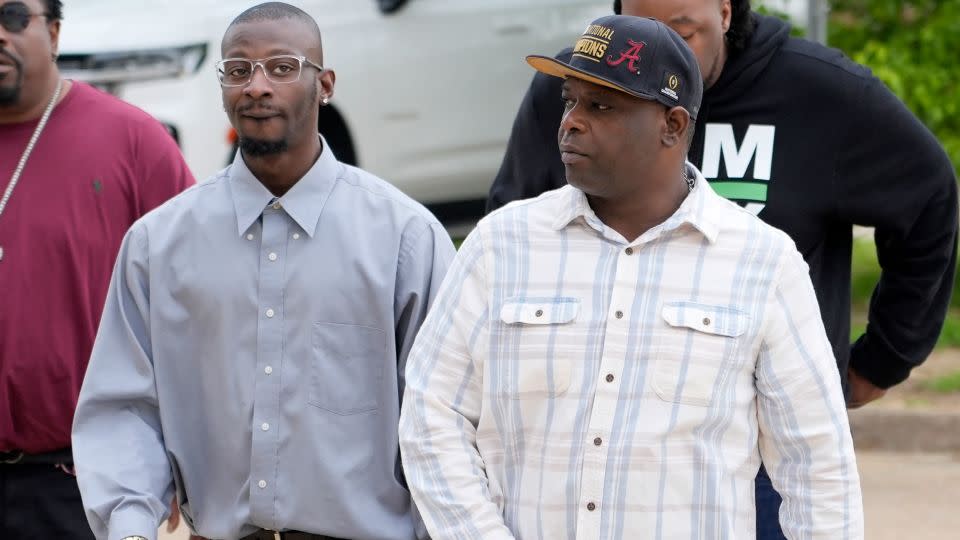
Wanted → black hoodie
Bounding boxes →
[487,14,958,394]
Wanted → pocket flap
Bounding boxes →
[661,301,748,337]
[500,297,580,325]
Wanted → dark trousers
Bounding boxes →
[0,460,95,540]
[755,465,787,540]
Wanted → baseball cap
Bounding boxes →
[527,15,703,119]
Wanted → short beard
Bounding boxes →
[0,74,22,106]
[239,137,288,157]
[0,49,23,106]
[0,85,21,106]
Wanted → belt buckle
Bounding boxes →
[0,451,24,464]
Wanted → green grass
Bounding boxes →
[904,397,934,407]
[850,235,880,307]
[850,319,866,342]
[923,371,960,393]
[937,315,960,348]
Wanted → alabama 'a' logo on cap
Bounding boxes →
[606,39,646,74]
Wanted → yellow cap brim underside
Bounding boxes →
[526,54,657,103]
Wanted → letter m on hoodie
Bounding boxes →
[701,124,776,214]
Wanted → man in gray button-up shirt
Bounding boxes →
[71,4,454,540]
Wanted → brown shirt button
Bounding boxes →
[625,247,634,255]
[593,437,602,446]
[606,374,615,383]
[587,502,596,511]
[615,310,624,319]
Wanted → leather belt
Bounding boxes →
[0,447,73,465]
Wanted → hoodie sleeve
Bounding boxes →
[834,73,959,388]
[485,50,569,213]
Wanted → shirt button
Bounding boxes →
[606,374,615,383]
[268,252,278,261]
[593,437,603,446]
[625,247,633,255]
[615,310,624,319]
[292,233,301,240]
[587,502,596,511]
[264,366,273,375]
[265,308,275,318]
[535,309,544,317]
[702,317,711,326]
[271,202,281,210]
[258,480,267,489]
[261,422,270,431]
[246,233,254,241]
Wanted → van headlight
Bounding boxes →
[58,43,208,83]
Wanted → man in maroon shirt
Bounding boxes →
[0,1,195,537]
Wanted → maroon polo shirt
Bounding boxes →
[0,81,195,453]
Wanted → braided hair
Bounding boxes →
[726,0,756,54]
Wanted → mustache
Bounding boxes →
[237,102,281,115]
[0,48,23,69]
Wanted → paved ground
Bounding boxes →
[857,451,960,539]
[157,450,960,539]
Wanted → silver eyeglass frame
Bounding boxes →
[216,55,324,87]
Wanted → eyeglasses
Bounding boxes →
[0,2,47,33]
[216,55,323,87]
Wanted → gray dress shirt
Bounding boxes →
[72,144,455,540]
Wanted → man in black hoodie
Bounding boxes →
[487,0,958,538]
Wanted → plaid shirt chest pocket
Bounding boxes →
[496,297,580,399]
[653,301,750,406]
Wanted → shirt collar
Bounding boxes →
[229,137,340,238]
[551,162,721,244]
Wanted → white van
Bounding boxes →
[57,0,610,221]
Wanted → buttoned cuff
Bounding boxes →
[108,507,157,540]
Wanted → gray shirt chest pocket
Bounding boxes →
[310,322,386,415]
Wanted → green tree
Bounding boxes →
[828,0,960,175]
[825,1,960,322]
